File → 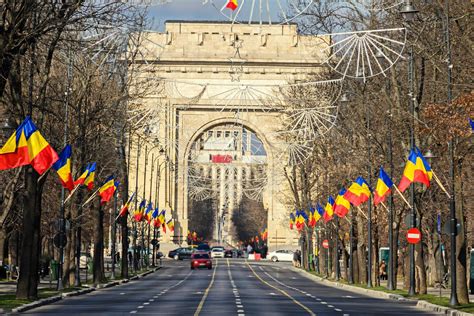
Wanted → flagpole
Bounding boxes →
[431,171,451,198]
[82,187,101,207]
[64,184,80,204]
[356,206,368,220]
[393,185,412,208]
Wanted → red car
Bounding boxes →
[190,252,212,270]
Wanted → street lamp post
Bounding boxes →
[400,0,418,296]
[141,145,148,269]
[111,187,118,280]
[132,135,141,272]
[443,0,458,306]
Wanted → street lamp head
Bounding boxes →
[339,92,350,104]
[159,147,165,154]
[399,2,418,22]
[424,149,436,159]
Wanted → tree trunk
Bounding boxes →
[306,228,313,271]
[93,200,106,285]
[16,167,45,299]
[357,216,367,284]
[455,166,469,304]
[415,240,427,294]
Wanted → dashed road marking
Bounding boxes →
[120,292,126,295]
[194,260,219,316]
[130,311,137,314]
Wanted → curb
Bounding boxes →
[8,266,162,314]
[415,301,473,316]
[293,267,473,316]
[291,267,409,302]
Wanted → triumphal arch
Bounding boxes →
[129,21,330,250]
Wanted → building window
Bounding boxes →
[225,131,230,138]
[216,131,222,138]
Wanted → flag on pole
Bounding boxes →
[374,167,394,205]
[145,202,153,223]
[98,175,117,204]
[344,176,371,206]
[134,200,146,222]
[226,0,238,10]
[118,192,135,218]
[469,118,474,132]
[84,162,96,191]
[52,145,74,191]
[334,188,350,218]
[308,205,315,228]
[74,163,90,186]
[316,203,324,223]
[0,116,59,174]
[167,219,174,232]
[289,213,295,230]
[398,147,432,192]
[323,196,335,223]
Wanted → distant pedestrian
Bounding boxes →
[379,260,387,280]
[247,244,253,254]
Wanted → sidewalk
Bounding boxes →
[379,279,474,302]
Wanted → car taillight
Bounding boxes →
[207,260,211,264]
[194,261,199,264]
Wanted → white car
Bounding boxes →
[211,247,225,258]
[268,249,294,262]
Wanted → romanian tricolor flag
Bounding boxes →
[84,162,96,191]
[344,176,371,206]
[295,210,305,230]
[118,192,135,218]
[308,206,315,228]
[74,163,90,186]
[152,207,159,220]
[167,219,175,232]
[98,175,117,204]
[323,196,335,223]
[0,116,58,174]
[374,167,394,205]
[226,0,238,11]
[316,203,324,223]
[145,202,153,223]
[289,213,295,230]
[334,188,350,218]
[52,145,74,191]
[159,210,166,226]
[398,147,432,192]
[261,228,268,240]
[134,200,146,222]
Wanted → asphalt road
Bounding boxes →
[24,259,442,316]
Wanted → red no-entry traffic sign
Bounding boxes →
[407,228,421,244]
[322,239,329,249]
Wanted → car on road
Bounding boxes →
[175,247,193,260]
[211,247,225,258]
[196,243,211,254]
[190,252,212,270]
[224,249,233,258]
[268,249,294,262]
[168,247,184,259]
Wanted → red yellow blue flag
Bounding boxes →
[398,147,432,192]
[289,213,295,230]
[118,192,135,218]
[84,162,96,191]
[0,116,58,174]
[344,176,371,206]
[374,167,393,205]
[98,176,117,204]
[323,196,335,223]
[52,145,74,191]
[334,188,350,218]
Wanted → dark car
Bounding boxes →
[224,249,233,258]
[196,243,211,254]
[168,248,184,259]
[190,252,212,270]
[175,247,193,260]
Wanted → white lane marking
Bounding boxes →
[269,292,277,295]
[237,305,244,308]
[149,299,154,302]
[327,305,334,308]
[120,292,126,295]
[144,302,149,305]
[343,295,354,298]
[138,306,144,309]
[335,308,342,312]
[237,310,244,313]
[262,264,345,313]
[343,314,350,316]
[130,311,137,314]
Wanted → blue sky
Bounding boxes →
[146,0,290,30]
